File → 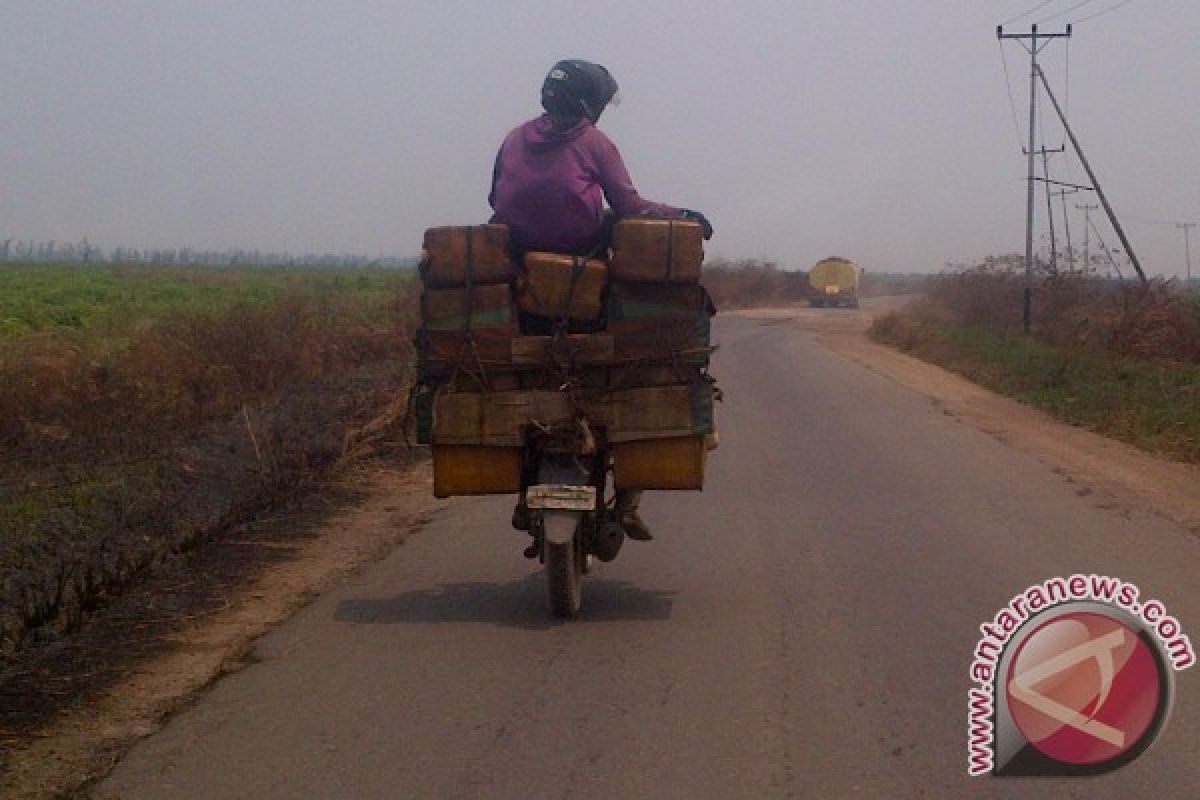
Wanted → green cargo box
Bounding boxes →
[607,282,714,319]
[433,390,573,446]
[430,383,715,446]
[607,282,714,363]
[416,328,518,381]
[581,383,715,443]
[421,283,516,331]
[510,333,615,367]
[609,317,712,363]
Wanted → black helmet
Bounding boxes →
[540,60,619,123]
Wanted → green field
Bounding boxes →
[1,260,421,648]
[0,262,411,340]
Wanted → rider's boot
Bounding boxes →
[512,498,531,531]
[615,489,652,541]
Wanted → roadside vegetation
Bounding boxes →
[702,258,928,308]
[872,259,1200,465]
[0,263,417,653]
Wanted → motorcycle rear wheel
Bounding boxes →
[544,532,584,617]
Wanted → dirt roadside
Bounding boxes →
[734,299,1200,535]
[0,457,445,800]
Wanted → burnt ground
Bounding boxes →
[0,446,440,799]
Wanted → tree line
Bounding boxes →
[0,236,416,269]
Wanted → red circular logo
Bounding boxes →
[1006,612,1164,766]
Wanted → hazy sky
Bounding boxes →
[2,1,1198,275]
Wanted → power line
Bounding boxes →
[1064,38,1071,117]
[1003,0,1058,26]
[1074,0,1137,24]
[1036,63,1147,283]
[1088,215,1125,280]
[1037,0,1099,24]
[1125,214,1188,226]
[1064,38,1074,182]
[998,42,1026,150]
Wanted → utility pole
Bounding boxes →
[1179,223,1196,283]
[1077,204,1098,271]
[1036,65,1146,285]
[1026,145,1065,272]
[1053,188,1080,273]
[998,24,1072,332]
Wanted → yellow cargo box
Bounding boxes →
[518,253,608,321]
[432,445,522,498]
[421,225,515,288]
[610,219,705,283]
[612,436,706,490]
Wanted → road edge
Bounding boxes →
[1,461,444,800]
[819,326,1200,536]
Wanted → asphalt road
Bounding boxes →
[98,314,1200,799]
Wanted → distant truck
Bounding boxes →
[807,257,861,308]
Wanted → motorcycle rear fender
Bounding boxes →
[541,509,580,545]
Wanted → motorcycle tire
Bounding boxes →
[545,532,584,617]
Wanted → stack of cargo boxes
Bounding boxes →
[414,219,716,498]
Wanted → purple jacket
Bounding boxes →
[489,115,681,254]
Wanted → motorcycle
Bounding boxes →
[522,417,625,617]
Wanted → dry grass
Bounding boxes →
[702,259,809,309]
[872,261,1200,465]
[924,261,1200,364]
[701,259,929,309]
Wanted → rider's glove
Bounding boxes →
[680,209,714,240]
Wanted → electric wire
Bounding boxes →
[1074,0,1136,24]
[1036,89,1060,262]
[998,42,1026,151]
[1002,0,1058,26]
[1126,214,1195,226]
[1064,39,1075,183]
[1089,216,1125,279]
[1038,79,1049,153]
[1037,0,1098,23]
[1064,38,1070,118]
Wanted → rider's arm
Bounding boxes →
[590,132,682,219]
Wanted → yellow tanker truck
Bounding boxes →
[808,257,861,308]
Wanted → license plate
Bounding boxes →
[526,484,596,511]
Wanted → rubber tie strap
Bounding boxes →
[561,256,586,324]
[464,226,475,332]
[666,219,674,281]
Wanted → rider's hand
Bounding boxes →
[680,209,714,240]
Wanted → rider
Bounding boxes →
[490,59,713,543]
[489,59,713,255]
